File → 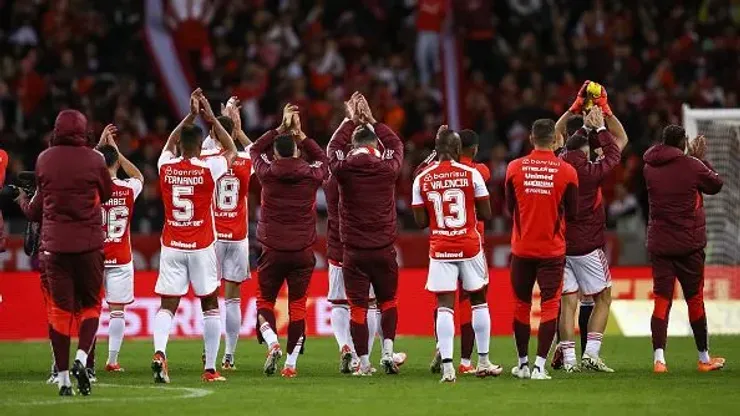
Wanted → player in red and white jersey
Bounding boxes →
[200,98,253,370]
[411,128,501,383]
[96,130,144,374]
[152,89,237,383]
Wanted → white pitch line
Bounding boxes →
[0,383,213,406]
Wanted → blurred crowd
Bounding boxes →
[0,0,738,234]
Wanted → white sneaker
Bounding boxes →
[582,353,615,373]
[475,361,503,378]
[381,354,399,375]
[563,362,581,373]
[392,352,407,366]
[352,364,373,377]
[440,365,456,383]
[531,365,552,380]
[511,363,531,379]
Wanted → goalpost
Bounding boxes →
[683,105,740,298]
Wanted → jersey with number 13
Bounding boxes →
[211,150,252,242]
[158,151,228,251]
[412,160,489,260]
[101,178,143,266]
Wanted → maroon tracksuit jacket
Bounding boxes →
[560,128,621,256]
[324,174,342,264]
[643,144,723,257]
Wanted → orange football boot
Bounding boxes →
[653,361,668,373]
[698,357,725,372]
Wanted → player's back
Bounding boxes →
[102,178,142,266]
[506,149,578,258]
[337,149,398,250]
[211,150,252,242]
[413,160,488,260]
[158,153,223,250]
[324,174,342,263]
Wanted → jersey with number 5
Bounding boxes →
[158,151,228,251]
[101,178,143,266]
[213,151,252,241]
[412,160,489,260]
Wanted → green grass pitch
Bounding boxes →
[0,336,737,415]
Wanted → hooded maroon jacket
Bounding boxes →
[327,119,404,250]
[250,130,328,252]
[643,144,723,257]
[19,110,113,254]
[324,174,342,263]
[560,128,621,256]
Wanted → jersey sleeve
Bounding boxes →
[126,178,144,199]
[205,156,229,182]
[471,169,489,199]
[157,150,176,170]
[411,174,424,207]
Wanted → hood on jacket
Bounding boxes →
[51,110,88,147]
[643,144,685,166]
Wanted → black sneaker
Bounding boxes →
[71,360,92,396]
[86,368,97,383]
[59,385,75,396]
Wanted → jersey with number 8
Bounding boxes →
[412,160,489,260]
[101,178,143,266]
[158,151,228,251]
[213,151,252,241]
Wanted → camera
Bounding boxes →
[0,171,41,257]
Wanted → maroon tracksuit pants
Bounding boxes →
[343,245,399,357]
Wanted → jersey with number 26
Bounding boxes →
[102,178,143,266]
[158,151,228,251]
[210,150,252,242]
[412,160,489,261]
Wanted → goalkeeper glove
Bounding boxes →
[568,80,591,114]
[591,84,613,117]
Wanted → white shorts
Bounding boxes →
[563,248,612,296]
[104,263,134,305]
[327,262,376,302]
[426,252,488,293]
[215,240,251,283]
[155,245,220,297]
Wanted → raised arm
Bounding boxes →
[605,113,629,152]
[222,96,252,148]
[249,130,280,178]
[375,123,404,174]
[199,93,237,165]
[689,136,723,195]
[163,90,200,157]
[327,118,356,174]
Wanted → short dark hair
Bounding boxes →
[531,119,555,147]
[459,129,479,149]
[216,116,235,134]
[565,133,589,151]
[435,129,461,157]
[180,125,204,153]
[98,144,119,168]
[273,134,296,158]
[566,116,584,137]
[662,124,687,148]
[352,125,378,146]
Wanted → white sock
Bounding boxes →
[654,348,665,364]
[75,349,88,365]
[560,341,576,365]
[330,305,352,351]
[285,336,304,368]
[382,338,394,357]
[153,309,174,354]
[107,310,125,365]
[585,332,603,358]
[698,350,710,364]
[460,358,472,367]
[367,307,379,357]
[518,355,529,366]
[259,321,279,348]
[374,308,383,339]
[436,307,455,361]
[472,304,491,356]
[224,298,241,356]
[58,370,71,387]
[360,354,371,368]
[202,309,221,370]
[534,355,547,370]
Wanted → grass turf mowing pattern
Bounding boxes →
[0,336,737,416]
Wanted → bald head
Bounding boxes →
[435,129,461,161]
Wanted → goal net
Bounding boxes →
[683,105,740,299]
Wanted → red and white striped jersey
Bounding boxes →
[209,149,252,242]
[412,160,489,261]
[158,151,228,251]
[102,178,143,267]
